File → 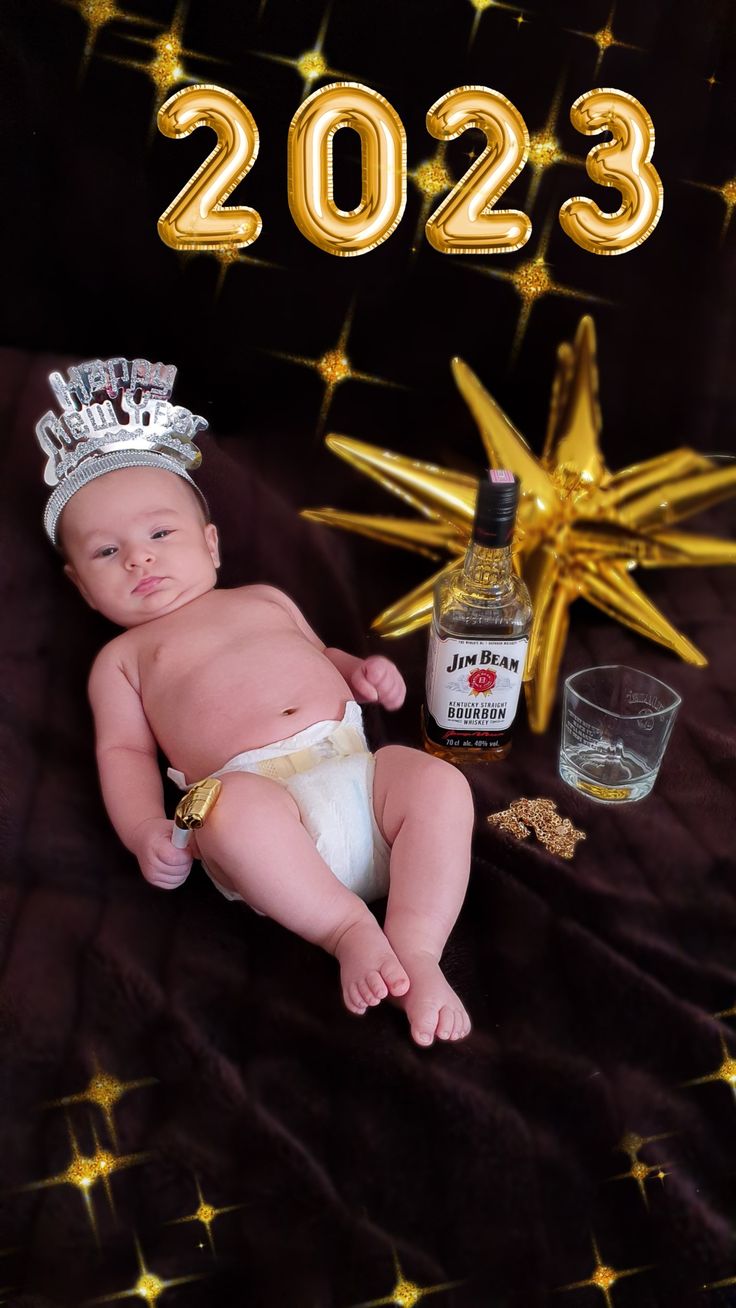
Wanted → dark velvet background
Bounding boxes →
[0,1,735,1305]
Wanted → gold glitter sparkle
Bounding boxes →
[412,159,453,199]
[409,147,453,257]
[20,1118,151,1241]
[248,2,356,100]
[525,78,586,211]
[59,0,157,74]
[608,1156,673,1207]
[210,245,284,298]
[556,1234,653,1307]
[297,49,328,79]
[349,1249,463,1307]
[461,217,611,361]
[682,1035,736,1101]
[41,1058,157,1144]
[566,3,642,77]
[468,0,528,50]
[86,1234,202,1304]
[685,174,736,241]
[105,1,221,104]
[266,301,404,436]
[166,1175,244,1258]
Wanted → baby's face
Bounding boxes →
[60,467,220,628]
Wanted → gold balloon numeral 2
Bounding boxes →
[158,82,662,258]
[425,87,532,255]
[158,84,261,250]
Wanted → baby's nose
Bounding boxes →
[125,543,156,568]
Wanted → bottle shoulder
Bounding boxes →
[434,564,532,638]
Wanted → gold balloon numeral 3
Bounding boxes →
[157,82,662,257]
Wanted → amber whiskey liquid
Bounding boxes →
[423,470,532,763]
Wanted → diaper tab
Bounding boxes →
[254,721,367,781]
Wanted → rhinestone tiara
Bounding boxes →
[35,357,209,547]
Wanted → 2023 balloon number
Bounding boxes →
[157,81,663,259]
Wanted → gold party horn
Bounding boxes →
[171,777,222,849]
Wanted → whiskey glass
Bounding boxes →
[559,665,681,803]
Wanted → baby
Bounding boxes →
[39,361,474,1046]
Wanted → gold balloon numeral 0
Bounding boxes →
[425,86,532,255]
[157,83,261,251]
[288,83,406,256]
[157,82,662,258]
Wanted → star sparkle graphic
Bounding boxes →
[40,1057,157,1145]
[248,0,356,100]
[555,1234,653,1306]
[19,1117,151,1240]
[265,301,405,436]
[525,78,585,211]
[58,0,159,75]
[458,217,611,360]
[607,1156,673,1207]
[467,0,529,51]
[348,1249,463,1306]
[86,1234,203,1304]
[684,174,736,241]
[105,1,220,103]
[166,1174,244,1258]
[210,244,284,297]
[566,3,642,77]
[681,1034,736,1103]
[409,146,453,254]
[615,1130,675,1163]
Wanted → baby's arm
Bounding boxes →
[253,586,406,709]
[88,646,192,888]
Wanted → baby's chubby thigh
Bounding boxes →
[189,770,377,946]
[371,744,475,847]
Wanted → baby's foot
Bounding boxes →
[393,951,471,1047]
[333,916,410,1016]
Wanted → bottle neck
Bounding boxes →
[462,539,514,590]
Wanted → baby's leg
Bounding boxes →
[373,747,474,1047]
[192,772,409,1014]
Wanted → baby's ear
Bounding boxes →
[63,563,97,610]
[205,522,220,569]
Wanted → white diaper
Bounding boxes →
[166,701,391,911]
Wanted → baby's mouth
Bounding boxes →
[133,576,164,595]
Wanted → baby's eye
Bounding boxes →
[152,529,172,539]
[96,546,117,558]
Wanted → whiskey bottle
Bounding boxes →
[423,469,532,763]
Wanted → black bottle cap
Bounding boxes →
[472,469,519,546]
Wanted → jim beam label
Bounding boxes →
[425,629,528,747]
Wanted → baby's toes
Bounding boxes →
[346,983,368,1015]
[358,979,381,1007]
[365,969,388,1001]
[411,1005,440,1047]
[436,1005,456,1041]
[380,958,410,997]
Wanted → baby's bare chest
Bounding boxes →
[131,597,306,700]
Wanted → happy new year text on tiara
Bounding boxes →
[36,358,208,489]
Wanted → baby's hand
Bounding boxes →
[351,655,406,710]
[131,817,193,890]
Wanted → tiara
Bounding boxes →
[35,357,209,546]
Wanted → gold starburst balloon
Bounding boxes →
[303,315,736,732]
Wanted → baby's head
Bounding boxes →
[59,466,220,629]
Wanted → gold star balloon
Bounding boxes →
[303,315,736,732]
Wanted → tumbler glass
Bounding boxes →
[559,665,681,803]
